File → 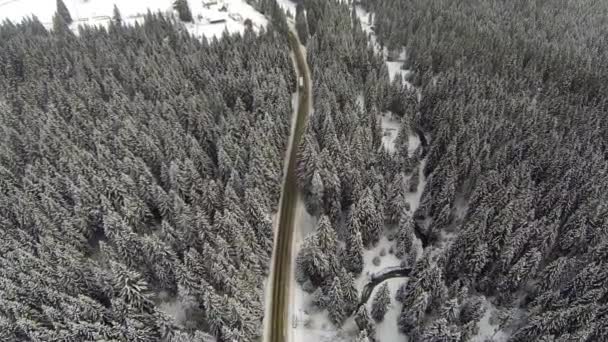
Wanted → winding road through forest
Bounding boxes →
[265,29,311,342]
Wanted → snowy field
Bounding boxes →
[0,0,267,39]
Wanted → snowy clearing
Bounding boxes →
[380,112,420,154]
[474,298,510,342]
[0,0,267,39]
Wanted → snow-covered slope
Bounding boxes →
[0,0,267,39]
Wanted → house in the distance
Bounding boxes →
[202,0,221,9]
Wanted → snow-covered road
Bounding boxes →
[264,27,312,342]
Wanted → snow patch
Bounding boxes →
[454,193,469,220]
[292,285,350,342]
[380,112,400,153]
[473,298,510,342]
[355,236,401,291]
[379,112,420,154]
[404,158,427,213]
[158,297,188,326]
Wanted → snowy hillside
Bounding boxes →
[0,0,267,39]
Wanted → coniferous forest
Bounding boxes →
[1,0,608,341]
[294,0,423,337]
[294,0,608,341]
[0,8,294,341]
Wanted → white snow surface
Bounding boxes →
[0,0,267,39]
[473,298,509,342]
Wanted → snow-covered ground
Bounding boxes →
[0,0,267,39]
[355,237,408,342]
[387,59,413,85]
[380,112,420,154]
[474,298,510,342]
[187,0,267,39]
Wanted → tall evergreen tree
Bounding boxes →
[52,11,70,35]
[344,229,364,275]
[371,283,391,322]
[308,170,324,215]
[395,212,414,258]
[339,267,359,315]
[352,187,383,247]
[56,0,72,24]
[296,235,330,285]
[327,276,346,326]
[173,0,193,22]
[112,4,122,24]
[355,306,376,340]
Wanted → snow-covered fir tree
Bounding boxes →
[0,5,293,340]
[371,283,391,322]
